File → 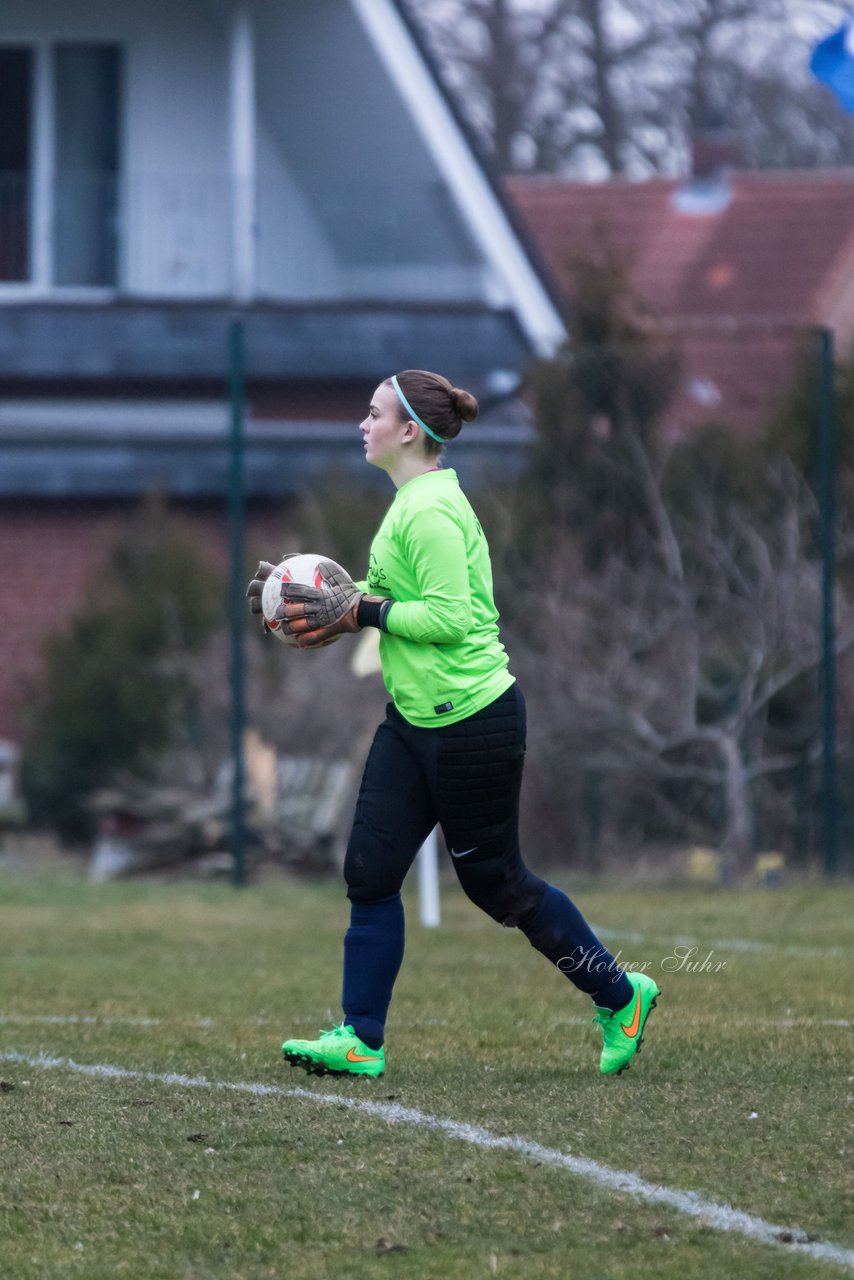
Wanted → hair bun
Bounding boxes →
[452,387,479,423]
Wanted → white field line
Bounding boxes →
[0,1015,162,1027]
[592,926,854,960]
[1,1050,853,1274]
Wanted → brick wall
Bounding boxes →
[0,500,295,743]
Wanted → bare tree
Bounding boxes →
[404,0,854,175]
[509,457,853,876]
[489,246,854,875]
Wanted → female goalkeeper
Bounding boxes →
[247,369,659,1078]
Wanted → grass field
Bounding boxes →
[0,859,852,1280]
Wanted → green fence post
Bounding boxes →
[818,326,838,878]
[228,317,248,887]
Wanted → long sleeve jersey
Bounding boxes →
[359,468,514,726]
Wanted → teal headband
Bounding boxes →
[391,374,445,444]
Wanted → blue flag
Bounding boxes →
[811,16,854,113]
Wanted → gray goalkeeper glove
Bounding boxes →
[246,553,298,633]
[276,559,393,650]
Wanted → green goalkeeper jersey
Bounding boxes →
[359,468,514,727]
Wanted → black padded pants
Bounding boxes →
[343,682,634,1014]
[345,683,545,924]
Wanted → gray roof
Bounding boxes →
[0,397,535,497]
[0,300,530,383]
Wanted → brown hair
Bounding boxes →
[386,369,478,455]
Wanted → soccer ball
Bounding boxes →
[260,553,347,646]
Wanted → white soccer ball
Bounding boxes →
[260,553,347,646]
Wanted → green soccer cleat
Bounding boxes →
[594,972,661,1075]
[281,1024,385,1078]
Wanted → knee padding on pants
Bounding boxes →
[453,851,546,927]
[344,823,407,903]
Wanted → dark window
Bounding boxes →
[54,44,121,286]
[0,47,32,281]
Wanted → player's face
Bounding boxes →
[360,382,416,471]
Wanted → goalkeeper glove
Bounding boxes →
[277,559,393,650]
[245,553,299,634]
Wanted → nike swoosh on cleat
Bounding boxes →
[345,1048,382,1063]
[448,846,477,859]
[620,990,643,1038]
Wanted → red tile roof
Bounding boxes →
[506,171,854,436]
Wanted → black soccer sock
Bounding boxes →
[342,893,405,1050]
[519,883,634,1011]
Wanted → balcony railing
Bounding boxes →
[1,171,119,288]
[0,170,486,302]
[0,174,30,283]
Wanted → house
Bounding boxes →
[507,168,854,438]
[0,0,564,737]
